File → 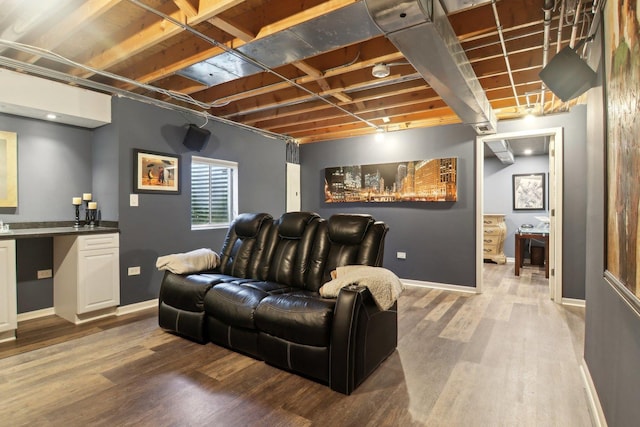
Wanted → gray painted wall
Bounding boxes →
[300,123,478,287]
[0,113,93,222]
[497,108,587,299]
[300,108,586,297]
[113,97,286,305]
[0,113,94,312]
[584,33,640,426]
[1,97,286,312]
[93,120,119,221]
[484,155,549,258]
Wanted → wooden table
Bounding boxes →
[515,231,549,278]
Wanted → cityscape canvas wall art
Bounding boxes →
[324,158,457,203]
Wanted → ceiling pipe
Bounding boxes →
[540,0,555,113]
[549,0,566,109]
[568,0,583,48]
[491,0,520,108]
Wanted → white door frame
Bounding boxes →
[476,127,564,301]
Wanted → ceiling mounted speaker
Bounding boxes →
[539,45,597,102]
[183,124,210,151]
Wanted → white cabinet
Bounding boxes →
[0,239,17,342]
[54,233,120,324]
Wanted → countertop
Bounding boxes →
[0,224,119,240]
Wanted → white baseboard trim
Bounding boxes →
[562,298,586,307]
[17,307,55,322]
[581,359,607,427]
[116,299,158,316]
[13,300,157,324]
[401,279,478,294]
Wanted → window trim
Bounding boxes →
[191,156,238,230]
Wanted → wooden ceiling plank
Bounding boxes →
[292,61,323,78]
[12,0,124,64]
[118,0,365,89]
[265,92,445,133]
[74,0,246,78]
[254,0,358,39]
[172,0,198,18]
[207,16,256,42]
[192,50,404,107]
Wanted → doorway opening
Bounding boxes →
[476,127,563,301]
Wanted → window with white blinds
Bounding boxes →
[191,156,238,229]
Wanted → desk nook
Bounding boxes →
[0,225,120,342]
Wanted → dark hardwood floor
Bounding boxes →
[0,263,593,426]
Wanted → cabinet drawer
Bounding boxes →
[483,245,498,255]
[78,233,119,251]
[484,227,502,236]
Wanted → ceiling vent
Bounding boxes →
[485,139,515,164]
[364,0,497,135]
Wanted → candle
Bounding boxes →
[88,202,97,210]
[72,197,82,205]
[83,193,92,201]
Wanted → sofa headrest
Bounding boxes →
[233,213,273,238]
[328,214,374,245]
[278,211,320,239]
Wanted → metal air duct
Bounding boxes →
[364,0,497,134]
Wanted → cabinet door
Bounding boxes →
[0,240,17,334]
[77,247,119,314]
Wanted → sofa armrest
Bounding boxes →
[330,285,398,394]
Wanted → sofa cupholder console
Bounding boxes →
[158,211,396,395]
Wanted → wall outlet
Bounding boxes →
[37,269,53,279]
[397,251,407,259]
[128,266,141,276]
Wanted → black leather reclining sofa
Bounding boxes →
[158,211,396,394]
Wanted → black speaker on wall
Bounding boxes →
[539,45,597,102]
[183,124,211,151]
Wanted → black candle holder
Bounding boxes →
[87,209,97,227]
[73,204,81,228]
[84,200,91,224]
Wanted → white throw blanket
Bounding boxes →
[320,265,405,310]
[156,248,220,274]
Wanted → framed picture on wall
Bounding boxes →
[603,0,640,311]
[0,131,18,207]
[133,149,181,194]
[512,173,545,211]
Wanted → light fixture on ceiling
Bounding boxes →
[372,63,390,78]
[374,127,385,142]
[524,149,533,155]
[371,62,411,79]
[46,113,57,120]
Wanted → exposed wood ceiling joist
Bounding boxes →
[0,0,596,143]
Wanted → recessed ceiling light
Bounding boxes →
[46,113,57,120]
[524,149,533,155]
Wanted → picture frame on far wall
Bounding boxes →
[133,149,181,194]
[0,131,18,207]
[512,173,545,211]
